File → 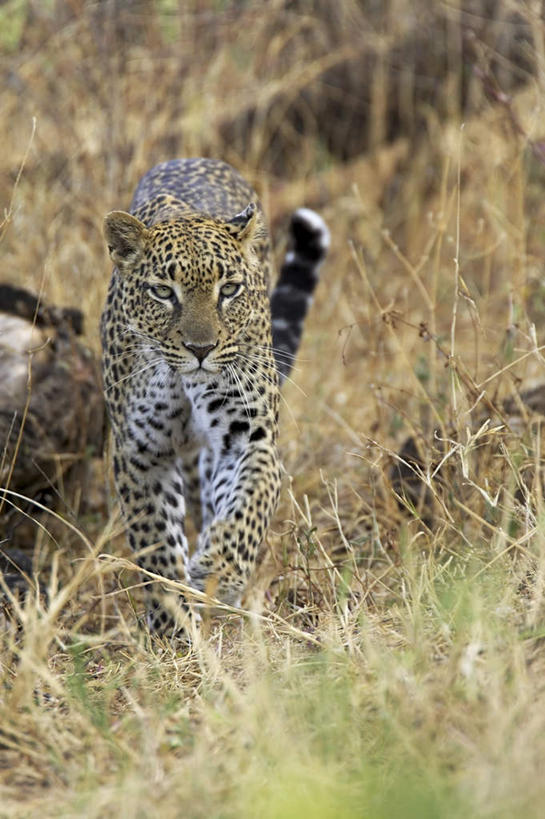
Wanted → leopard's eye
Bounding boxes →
[220,282,242,299]
[148,284,175,302]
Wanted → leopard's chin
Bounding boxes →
[181,368,218,384]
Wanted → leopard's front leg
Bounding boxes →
[188,437,282,605]
[110,392,198,637]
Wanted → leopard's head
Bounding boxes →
[104,204,266,375]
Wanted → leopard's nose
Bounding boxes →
[183,342,217,363]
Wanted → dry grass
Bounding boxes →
[2,1,545,816]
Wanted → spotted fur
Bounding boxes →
[101,158,328,636]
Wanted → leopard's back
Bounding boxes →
[131,159,256,219]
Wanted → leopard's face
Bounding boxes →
[105,206,263,375]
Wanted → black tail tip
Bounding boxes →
[290,208,330,263]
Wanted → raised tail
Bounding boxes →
[270,208,330,384]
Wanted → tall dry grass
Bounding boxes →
[2,1,545,816]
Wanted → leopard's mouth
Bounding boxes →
[160,352,223,376]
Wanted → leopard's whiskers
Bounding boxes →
[226,363,253,423]
[256,343,303,362]
[105,357,164,391]
[239,356,299,426]
[242,351,307,397]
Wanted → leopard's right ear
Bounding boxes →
[104,211,148,270]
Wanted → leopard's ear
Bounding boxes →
[224,203,261,244]
[104,211,148,270]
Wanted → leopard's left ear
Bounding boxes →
[224,203,262,244]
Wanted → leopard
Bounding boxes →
[100,158,329,637]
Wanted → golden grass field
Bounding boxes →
[3,1,545,816]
